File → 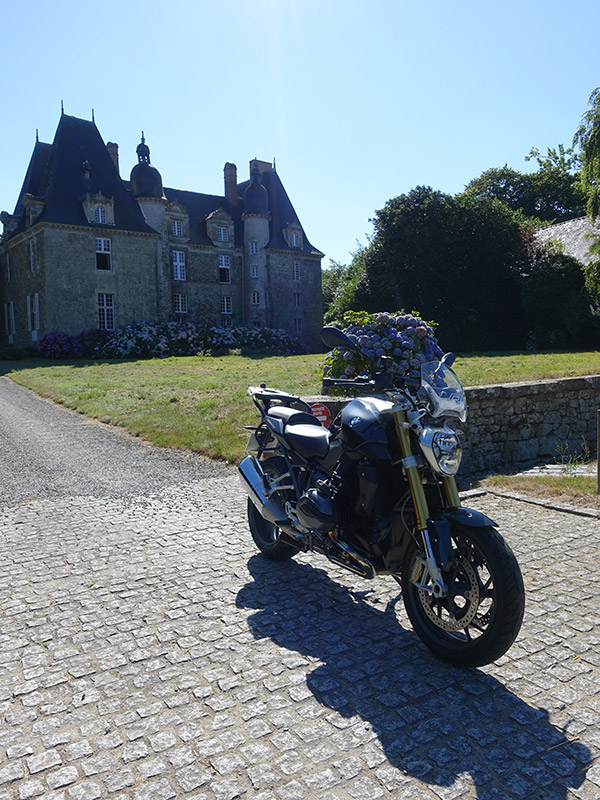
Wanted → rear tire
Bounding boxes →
[401,524,524,667]
[247,457,299,562]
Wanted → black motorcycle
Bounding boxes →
[239,326,524,667]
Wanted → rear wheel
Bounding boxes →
[247,457,299,562]
[401,524,524,667]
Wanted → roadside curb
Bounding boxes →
[461,487,600,519]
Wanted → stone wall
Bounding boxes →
[306,374,600,485]
[460,375,600,481]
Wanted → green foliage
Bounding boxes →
[353,187,531,351]
[321,248,367,324]
[574,87,600,219]
[463,144,585,223]
[522,249,600,349]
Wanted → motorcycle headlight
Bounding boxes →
[419,426,462,476]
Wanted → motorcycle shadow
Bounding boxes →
[236,555,591,799]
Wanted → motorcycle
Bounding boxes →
[239,326,524,667]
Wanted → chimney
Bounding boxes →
[107,142,120,176]
[224,162,238,207]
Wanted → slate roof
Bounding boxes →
[536,216,600,265]
[4,114,323,258]
[7,114,155,239]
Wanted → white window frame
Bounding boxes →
[291,232,300,248]
[220,295,232,315]
[292,261,300,281]
[250,265,258,279]
[251,291,260,306]
[250,241,259,255]
[4,302,15,336]
[172,250,186,281]
[29,241,35,273]
[293,292,302,307]
[174,293,188,314]
[95,237,111,270]
[217,226,228,243]
[219,254,231,283]
[221,316,233,328]
[94,206,106,225]
[171,220,183,237]
[98,293,115,330]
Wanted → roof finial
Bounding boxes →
[141,131,145,144]
[273,156,276,172]
[61,99,64,115]
[92,108,95,123]
[36,128,39,142]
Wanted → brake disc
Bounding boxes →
[418,555,480,631]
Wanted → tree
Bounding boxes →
[522,245,599,349]
[354,187,532,351]
[321,248,366,325]
[574,87,600,219]
[463,145,585,223]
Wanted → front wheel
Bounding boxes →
[401,524,524,667]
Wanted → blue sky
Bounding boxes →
[1,0,598,266]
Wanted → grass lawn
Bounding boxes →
[4,350,600,493]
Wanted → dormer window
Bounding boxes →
[291,232,300,248]
[171,220,183,237]
[82,161,92,180]
[94,207,106,225]
[217,226,228,243]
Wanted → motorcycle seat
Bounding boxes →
[284,424,330,459]
[267,406,322,427]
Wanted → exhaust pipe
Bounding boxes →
[239,456,288,525]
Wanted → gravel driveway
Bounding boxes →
[0,376,598,800]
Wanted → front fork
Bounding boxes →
[393,408,458,598]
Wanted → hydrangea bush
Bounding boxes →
[321,310,443,383]
[37,322,306,360]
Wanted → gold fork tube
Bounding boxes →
[393,409,429,531]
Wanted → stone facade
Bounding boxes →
[0,114,323,351]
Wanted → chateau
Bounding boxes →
[0,114,323,351]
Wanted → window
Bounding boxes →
[291,232,300,248]
[98,294,115,330]
[4,302,15,336]
[250,241,259,255]
[171,220,183,236]
[222,316,233,328]
[292,261,300,281]
[250,265,258,279]
[95,238,111,270]
[94,207,106,225]
[251,291,260,306]
[172,250,186,280]
[217,226,228,243]
[294,318,303,332]
[174,294,188,314]
[219,255,231,283]
[29,241,35,273]
[293,292,302,307]
[27,293,40,337]
[220,296,232,315]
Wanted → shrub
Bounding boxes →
[321,310,443,382]
[37,322,306,360]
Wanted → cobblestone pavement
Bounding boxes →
[0,481,598,800]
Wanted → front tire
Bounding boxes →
[401,524,524,667]
[247,457,299,562]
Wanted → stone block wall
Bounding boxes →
[460,376,600,481]
[306,374,600,484]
